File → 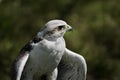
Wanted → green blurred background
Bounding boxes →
[0,0,120,80]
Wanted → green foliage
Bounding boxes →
[0,0,120,80]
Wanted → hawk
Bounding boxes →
[11,20,87,80]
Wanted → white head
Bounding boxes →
[37,20,72,41]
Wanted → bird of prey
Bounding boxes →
[11,20,87,80]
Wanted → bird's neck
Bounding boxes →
[46,37,63,42]
[37,32,63,41]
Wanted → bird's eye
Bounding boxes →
[58,25,65,30]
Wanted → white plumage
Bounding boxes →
[11,20,87,80]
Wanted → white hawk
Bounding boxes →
[11,20,87,80]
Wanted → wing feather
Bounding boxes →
[57,48,87,80]
[11,52,29,80]
[11,37,42,80]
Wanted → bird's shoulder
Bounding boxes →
[11,36,43,79]
[20,36,43,53]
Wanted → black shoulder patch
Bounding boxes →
[20,42,33,53]
[20,36,43,53]
[32,37,43,43]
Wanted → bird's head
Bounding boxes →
[37,20,72,41]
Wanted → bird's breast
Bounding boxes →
[28,39,65,73]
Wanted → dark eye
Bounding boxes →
[58,25,65,30]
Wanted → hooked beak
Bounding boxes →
[66,25,73,31]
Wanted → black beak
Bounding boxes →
[67,25,73,31]
[68,27,73,31]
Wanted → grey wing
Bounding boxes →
[57,48,87,80]
[11,52,29,80]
